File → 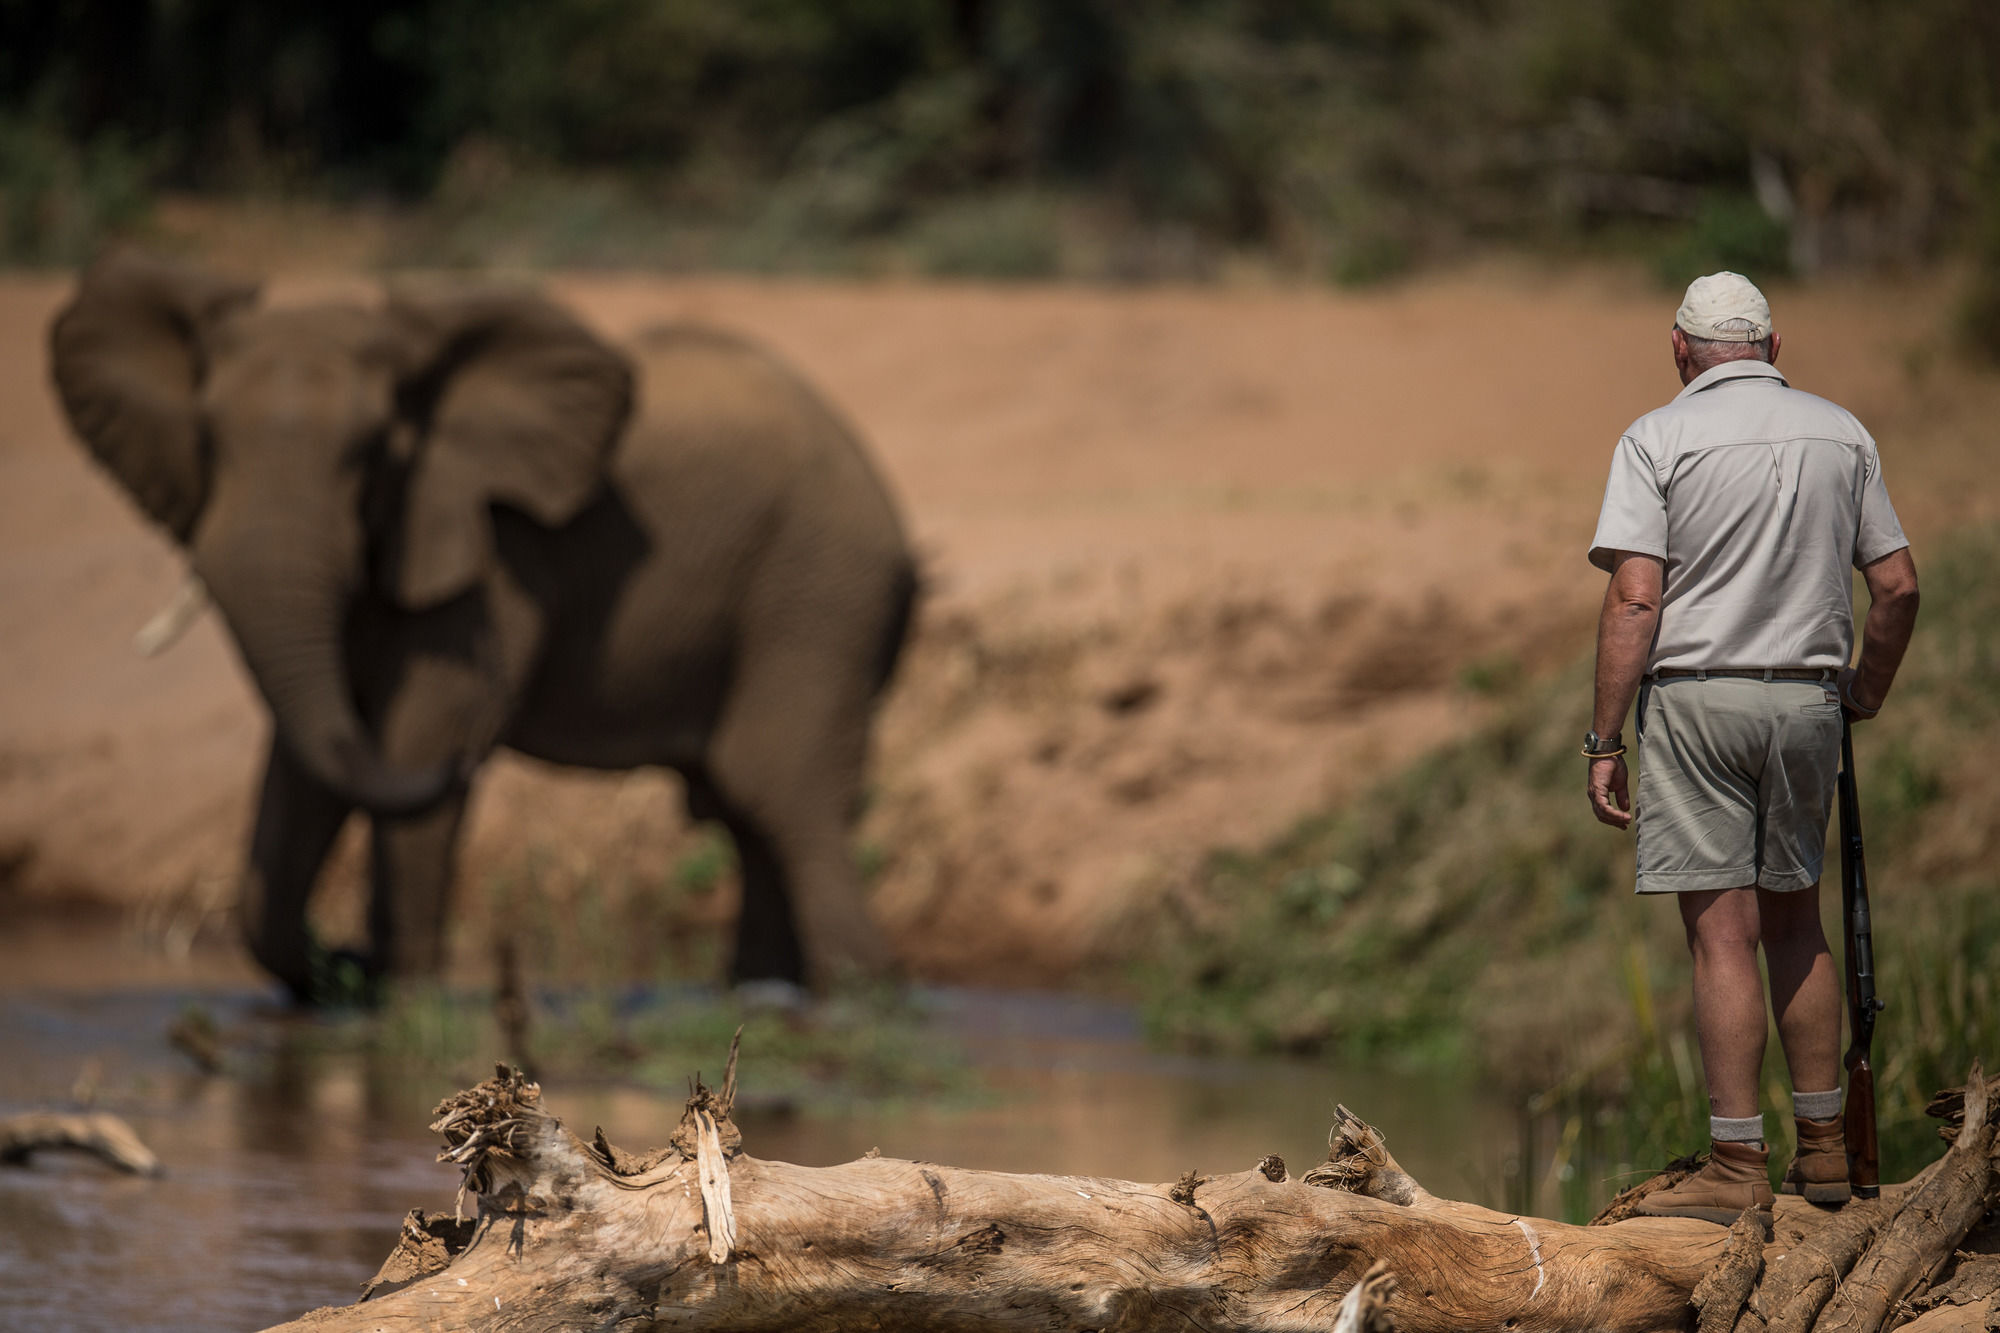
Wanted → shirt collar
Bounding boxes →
[1674,358,1788,400]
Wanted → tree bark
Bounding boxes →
[259,1066,1733,1333]
[1812,1064,1998,1333]
[257,1061,2000,1333]
[1754,1193,1901,1333]
[1693,1207,1766,1333]
[1894,1300,2000,1333]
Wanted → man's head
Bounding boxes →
[1670,271,1780,384]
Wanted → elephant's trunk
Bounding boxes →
[191,502,459,818]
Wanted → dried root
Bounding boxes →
[0,1110,162,1176]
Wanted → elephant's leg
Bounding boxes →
[367,791,470,982]
[687,772,806,986]
[703,681,895,990]
[360,631,489,984]
[242,739,354,1002]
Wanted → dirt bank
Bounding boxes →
[1,263,1986,984]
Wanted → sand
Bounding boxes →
[2,260,1988,983]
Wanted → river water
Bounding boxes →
[0,974,1515,1333]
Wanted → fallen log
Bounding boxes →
[1907,1250,2000,1321]
[261,1061,1734,1333]
[1752,1192,1903,1333]
[0,1109,162,1175]
[259,1056,2000,1333]
[1895,1299,2000,1333]
[1813,1063,1999,1333]
[1693,1207,1766,1333]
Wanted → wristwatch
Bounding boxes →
[1582,729,1625,759]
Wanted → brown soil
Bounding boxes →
[3,260,1991,985]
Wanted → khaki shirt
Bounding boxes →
[1588,360,1908,673]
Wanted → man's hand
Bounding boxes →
[1588,754,1632,829]
[1838,666,1881,722]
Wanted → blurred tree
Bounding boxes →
[1961,129,2000,364]
[3,0,1998,272]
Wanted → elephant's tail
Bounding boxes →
[870,555,921,699]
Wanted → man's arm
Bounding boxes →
[1845,547,1919,717]
[1588,551,1663,830]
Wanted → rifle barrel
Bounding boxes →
[1839,721,1882,1199]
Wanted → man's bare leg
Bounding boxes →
[1760,882,1850,1200]
[1679,886,1768,1121]
[1637,883,1778,1221]
[1758,883,1842,1095]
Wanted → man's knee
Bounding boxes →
[1679,885,1761,951]
[1758,883,1829,951]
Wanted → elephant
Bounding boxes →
[49,250,916,1002]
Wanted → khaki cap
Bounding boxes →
[1675,271,1773,341]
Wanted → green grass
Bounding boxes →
[280,980,978,1116]
[270,831,977,1116]
[1139,521,2000,1218]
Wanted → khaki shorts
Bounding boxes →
[1633,676,1843,894]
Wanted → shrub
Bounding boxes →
[0,116,151,265]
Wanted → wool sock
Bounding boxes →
[1710,1113,1765,1145]
[1793,1088,1841,1122]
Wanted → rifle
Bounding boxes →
[1838,720,1885,1199]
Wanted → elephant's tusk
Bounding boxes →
[133,573,211,657]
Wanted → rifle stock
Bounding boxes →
[1838,722,1883,1199]
[1844,1056,1879,1196]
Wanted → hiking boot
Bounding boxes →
[1634,1141,1773,1225]
[1779,1116,1851,1206]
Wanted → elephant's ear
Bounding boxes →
[386,285,634,607]
[48,250,260,542]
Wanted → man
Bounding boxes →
[1584,272,1920,1223]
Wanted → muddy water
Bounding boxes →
[0,984,1513,1333]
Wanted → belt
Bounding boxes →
[1652,667,1836,681]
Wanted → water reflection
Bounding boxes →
[0,986,1509,1333]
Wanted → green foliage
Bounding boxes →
[1457,652,1524,697]
[1141,521,2000,1216]
[1960,129,2000,364]
[1872,889,2000,1180]
[441,837,970,1110]
[853,839,891,885]
[1904,521,2000,721]
[485,848,722,989]
[292,980,974,1113]
[911,191,1064,280]
[408,165,691,270]
[622,986,975,1113]
[6,2,2000,275]
[1653,194,1791,291]
[1960,276,2000,366]
[371,983,483,1071]
[673,832,735,897]
[1137,657,1658,1074]
[1328,229,1414,289]
[0,115,150,264]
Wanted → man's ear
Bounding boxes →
[1670,328,1695,385]
[1766,331,1782,367]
